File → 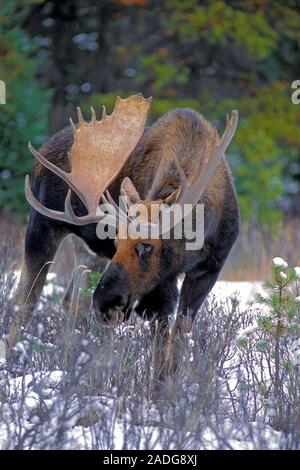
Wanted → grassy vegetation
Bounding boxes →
[0,221,299,449]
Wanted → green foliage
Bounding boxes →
[85,1,300,230]
[80,271,103,299]
[255,260,300,336]
[1,0,300,229]
[139,52,190,92]
[236,257,300,429]
[167,0,278,59]
[0,0,52,219]
[236,336,247,348]
[158,0,300,230]
[210,83,300,229]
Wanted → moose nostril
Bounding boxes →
[93,294,129,319]
[93,299,127,326]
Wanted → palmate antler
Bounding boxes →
[25,94,152,225]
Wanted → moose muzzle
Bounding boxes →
[92,262,131,325]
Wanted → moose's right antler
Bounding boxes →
[156,110,238,233]
[116,110,239,236]
[25,94,152,225]
[174,110,239,207]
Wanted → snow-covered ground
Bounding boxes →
[211,280,261,309]
[0,273,296,450]
[0,368,283,450]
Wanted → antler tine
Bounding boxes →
[103,190,130,225]
[77,106,84,124]
[105,190,127,217]
[28,142,71,184]
[90,106,96,122]
[25,175,111,226]
[101,192,115,214]
[64,190,117,225]
[69,117,76,135]
[28,141,93,211]
[217,109,238,156]
[25,175,70,223]
[103,190,119,213]
[64,188,81,222]
[101,192,122,224]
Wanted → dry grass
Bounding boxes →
[222,218,300,281]
[3,212,300,283]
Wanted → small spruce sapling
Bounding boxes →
[256,258,300,338]
[236,257,300,430]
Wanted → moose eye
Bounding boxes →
[135,242,154,257]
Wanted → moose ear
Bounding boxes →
[120,177,141,204]
[162,187,181,206]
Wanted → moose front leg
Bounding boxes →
[162,266,221,376]
[135,277,179,388]
[9,215,67,350]
[165,268,222,375]
[178,268,221,319]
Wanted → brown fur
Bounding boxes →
[113,237,162,295]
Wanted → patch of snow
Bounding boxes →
[294,267,300,278]
[237,323,259,338]
[210,281,261,309]
[273,257,288,268]
[0,340,6,364]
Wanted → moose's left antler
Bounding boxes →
[25,94,152,225]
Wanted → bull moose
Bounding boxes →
[12,94,239,378]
